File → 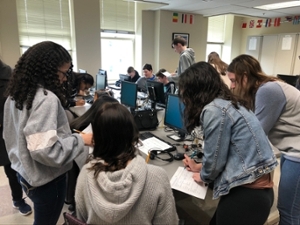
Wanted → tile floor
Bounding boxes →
[0,166,68,225]
[0,159,281,225]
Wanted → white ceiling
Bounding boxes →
[134,0,300,18]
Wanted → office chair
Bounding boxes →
[63,212,87,225]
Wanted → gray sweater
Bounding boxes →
[3,88,85,186]
[255,81,300,160]
[75,155,178,224]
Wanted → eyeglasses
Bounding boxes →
[58,69,71,78]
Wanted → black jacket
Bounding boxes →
[0,60,12,166]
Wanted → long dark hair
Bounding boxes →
[70,95,118,131]
[227,54,278,110]
[6,41,72,110]
[72,72,94,91]
[90,103,139,178]
[178,61,247,133]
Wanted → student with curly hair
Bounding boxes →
[179,62,277,225]
[3,41,93,225]
[75,103,178,224]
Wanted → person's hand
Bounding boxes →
[192,172,203,183]
[171,73,177,77]
[76,99,85,106]
[80,133,93,146]
[182,154,202,172]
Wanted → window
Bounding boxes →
[206,44,222,59]
[101,0,135,33]
[100,0,135,82]
[16,0,71,54]
[207,15,226,43]
[206,15,226,59]
[101,38,134,82]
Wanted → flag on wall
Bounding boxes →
[173,12,178,23]
[249,20,255,28]
[181,13,194,24]
[265,19,272,27]
[274,18,281,26]
[182,14,187,23]
[256,19,263,28]
[189,15,194,24]
[242,22,247,28]
[293,16,300,25]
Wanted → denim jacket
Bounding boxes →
[200,98,278,199]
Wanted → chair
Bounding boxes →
[63,212,87,225]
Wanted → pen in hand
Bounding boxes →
[73,129,86,134]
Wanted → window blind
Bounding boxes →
[16,0,71,50]
[207,15,226,43]
[101,0,135,33]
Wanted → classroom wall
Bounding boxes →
[237,16,300,54]
[2,1,299,81]
[0,0,20,67]
[141,10,208,74]
[72,0,101,75]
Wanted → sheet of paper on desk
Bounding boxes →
[138,137,172,155]
[170,167,208,199]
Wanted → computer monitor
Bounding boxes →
[146,80,165,107]
[119,74,130,82]
[96,72,107,90]
[120,81,137,110]
[277,74,299,86]
[164,94,187,141]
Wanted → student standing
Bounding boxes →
[169,37,195,86]
[227,54,300,225]
[207,52,231,88]
[179,62,277,225]
[75,102,178,224]
[0,59,32,215]
[3,41,93,225]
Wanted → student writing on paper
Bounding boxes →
[75,103,178,224]
[179,62,278,225]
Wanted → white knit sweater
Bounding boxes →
[75,155,178,224]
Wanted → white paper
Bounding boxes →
[138,137,172,155]
[170,167,208,199]
[82,124,94,154]
[162,71,172,77]
[249,38,257,51]
[282,36,292,50]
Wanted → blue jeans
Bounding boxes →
[17,173,67,225]
[278,155,300,225]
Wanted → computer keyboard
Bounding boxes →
[137,91,148,99]
[139,132,176,152]
[139,131,155,140]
